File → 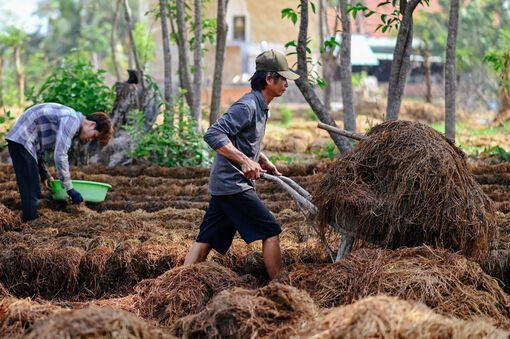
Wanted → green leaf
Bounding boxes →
[365,10,375,18]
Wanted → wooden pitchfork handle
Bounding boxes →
[260,172,336,261]
[317,122,366,141]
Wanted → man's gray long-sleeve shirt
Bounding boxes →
[6,103,82,191]
[204,90,269,195]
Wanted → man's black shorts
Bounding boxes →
[196,189,282,255]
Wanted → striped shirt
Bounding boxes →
[6,103,83,190]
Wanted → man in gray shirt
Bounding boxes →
[184,50,299,279]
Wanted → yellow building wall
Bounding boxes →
[149,0,319,90]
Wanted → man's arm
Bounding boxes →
[258,152,281,176]
[215,143,265,180]
[54,116,81,191]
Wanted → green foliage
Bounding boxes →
[160,0,217,56]
[484,31,510,98]
[125,93,213,167]
[269,153,298,164]
[320,36,341,54]
[347,1,430,33]
[281,8,299,25]
[481,145,510,163]
[0,109,15,151]
[352,71,368,88]
[305,108,318,121]
[312,142,340,161]
[281,3,325,89]
[134,21,157,70]
[0,26,28,46]
[279,105,293,127]
[26,53,114,115]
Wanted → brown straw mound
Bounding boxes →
[279,246,510,328]
[23,307,169,339]
[314,120,496,262]
[0,203,21,232]
[295,295,509,339]
[172,282,318,338]
[134,262,248,325]
[0,297,64,337]
[0,245,84,298]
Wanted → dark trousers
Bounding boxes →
[7,141,41,221]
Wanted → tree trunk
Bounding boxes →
[296,0,352,155]
[385,0,421,120]
[322,53,337,111]
[355,0,365,34]
[445,0,459,141]
[210,0,228,125]
[111,0,123,82]
[192,0,203,130]
[319,0,339,112]
[339,0,356,133]
[14,45,24,105]
[418,44,432,103]
[160,0,173,124]
[123,0,142,74]
[0,54,4,107]
[176,0,194,108]
[123,0,145,109]
[496,53,510,112]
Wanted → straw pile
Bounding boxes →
[23,307,169,339]
[134,262,248,325]
[0,283,9,298]
[295,295,509,338]
[0,245,84,298]
[279,246,510,328]
[484,211,510,292]
[172,282,318,338]
[0,203,21,232]
[314,120,496,263]
[0,297,64,337]
[78,246,114,297]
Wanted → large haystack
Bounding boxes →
[134,262,248,325]
[279,246,510,328]
[314,120,496,262]
[23,307,169,339]
[295,295,509,339]
[172,282,318,338]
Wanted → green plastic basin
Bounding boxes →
[49,180,112,203]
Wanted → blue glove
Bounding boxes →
[67,189,84,204]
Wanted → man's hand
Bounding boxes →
[241,158,266,180]
[67,188,84,204]
[259,154,282,176]
[42,176,54,191]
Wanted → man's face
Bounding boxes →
[266,74,288,97]
[79,122,99,142]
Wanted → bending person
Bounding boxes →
[6,103,113,221]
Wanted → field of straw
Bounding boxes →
[0,122,510,338]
